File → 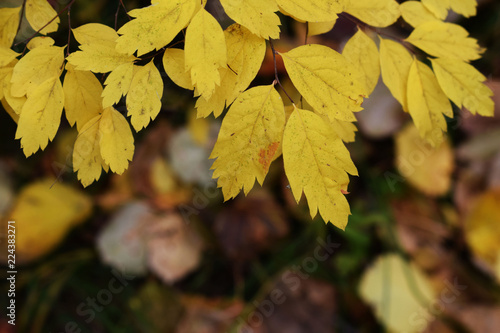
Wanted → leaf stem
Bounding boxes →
[269,39,294,104]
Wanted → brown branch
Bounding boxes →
[269,39,294,104]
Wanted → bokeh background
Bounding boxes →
[1,0,500,332]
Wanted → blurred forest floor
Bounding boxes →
[1,0,500,332]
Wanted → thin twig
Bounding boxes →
[119,0,131,20]
[269,39,294,104]
[66,3,72,57]
[15,0,77,48]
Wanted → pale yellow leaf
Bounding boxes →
[72,23,120,46]
[26,36,55,49]
[342,29,380,95]
[10,44,65,97]
[342,0,400,28]
[63,63,103,131]
[281,44,365,122]
[219,0,281,39]
[359,254,436,333]
[2,70,26,114]
[126,61,163,131]
[431,57,494,117]
[0,46,18,67]
[116,0,197,56]
[329,118,357,143]
[102,62,134,108]
[1,98,19,123]
[421,0,449,19]
[25,0,59,34]
[0,6,21,47]
[400,1,440,28]
[5,179,92,263]
[379,37,413,111]
[396,123,453,196]
[210,85,284,199]
[162,48,194,90]
[276,0,342,23]
[196,24,266,118]
[73,115,108,187]
[407,59,452,145]
[308,21,336,37]
[99,107,134,174]
[67,42,136,73]
[185,8,227,99]
[406,21,484,62]
[283,107,357,229]
[0,59,17,100]
[449,0,477,17]
[15,77,64,156]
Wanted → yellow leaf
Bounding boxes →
[276,0,343,23]
[0,59,17,100]
[465,189,500,267]
[308,21,336,37]
[102,62,134,108]
[283,107,357,229]
[281,44,365,122]
[25,0,59,34]
[219,0,281,39]
[0,46,18,67]
[10,44,65,97]
[116,0,197,56]
[126,61,163,131]
[15,77,64,156]
[99,107,134,174]
[196,24,266,118]
[379,37,413,111]
[26,36,55,49]
[1,98,19,123]
[0,6,21,47]
[210,85,285,200]
[359,254,436,333]
[395,124,453,196]
[2,70,26,114]
[72,23,120,46]
[400,1,439,28]
[449,0,477,17]
[63,63,103,131]
[73,115,108,187]
[342,29,380,95]
[407,59,452,145]
[421,0,449,19]
[67,42,136,74]
[431,57,494,117]
[406,21,484,62]
[5,178,92,264]
[185,8,227,99]
[342,0,400,28]
[162,48,194,90]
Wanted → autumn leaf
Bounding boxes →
[25,0,59,34]
[102,62,135,108]
[379,37,413,111]
[219,0,281,39]
[162,48,194,90]
[210,85,285,200]
[400,1,440,28]
[406,21,484,62]
[0,6,21,47]
[281,44,366,122]
[126,60,164,131]
[431,57,494,117]
[283,106,357,229]
[342,0,401,28]
[63,63,103,131]
[185,7,227,99]
[98,107,135,174]
[116,0,197,56]
[195,24,266,118]
[276,0,343,23]
[407,58,452,145]
[15,77,64,156]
